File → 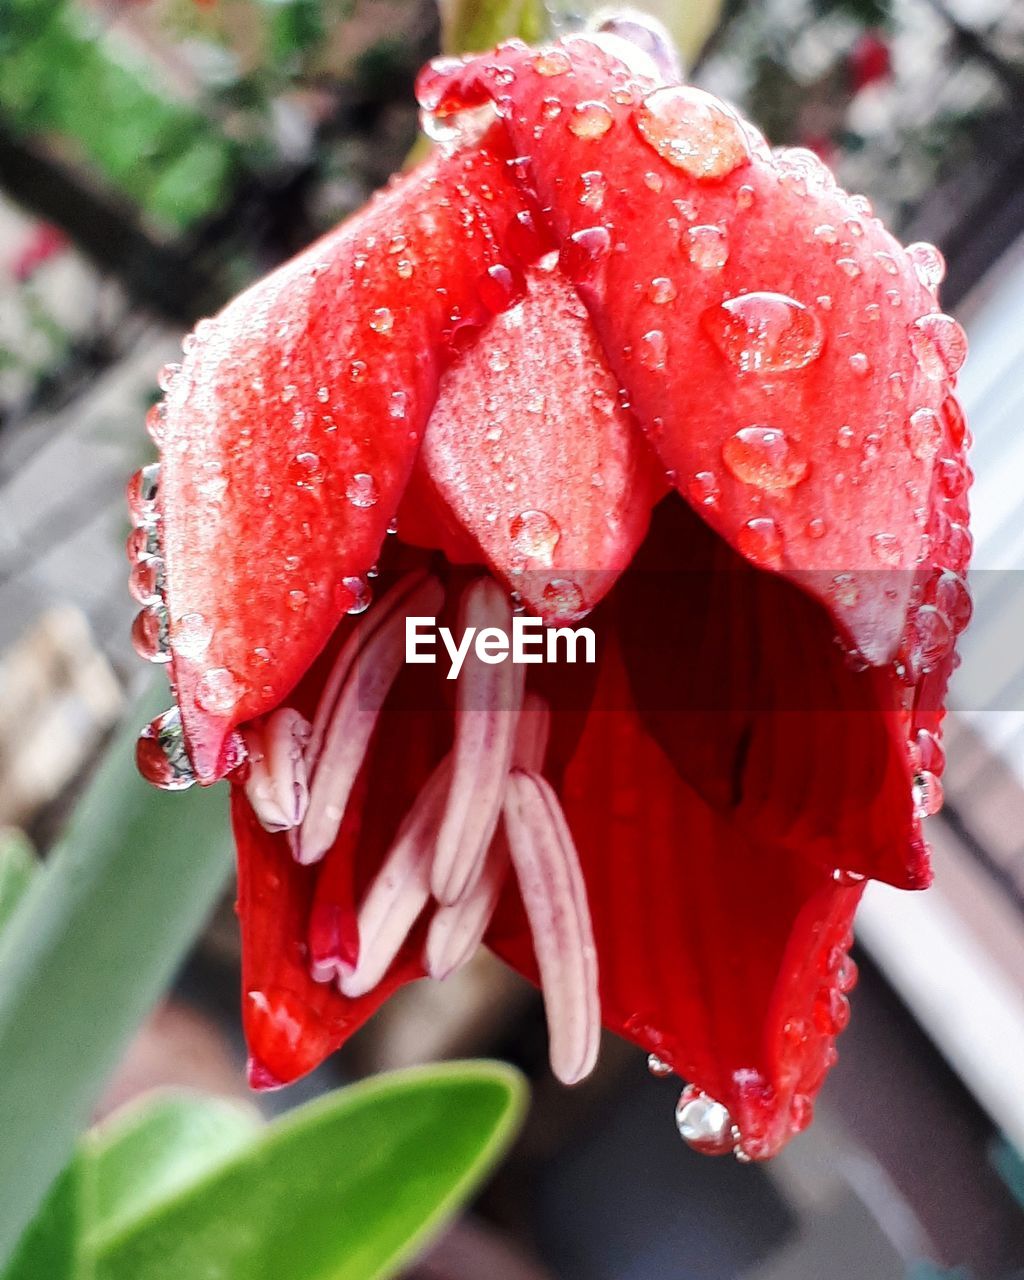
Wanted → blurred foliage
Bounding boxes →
[0,0,239,230]
[0,831,37,934]
[2,1065,527,1280]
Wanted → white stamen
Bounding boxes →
[295,573,444,864]
[339,762,450,998]
[242,708,312,832]
[503,770,600,1085]
[431,578,525,905]
[425,844,509,980]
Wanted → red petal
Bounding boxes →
[420,41,964,663]
[492,641,864,1160]
[409,259,664,620]
[158,134,539,779]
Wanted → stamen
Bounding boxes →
[339,761,451,999]
[503,770,600,1085]
[295,573,444,864]
[424,843,509,980]
[242,708,313,832]
[431,578,525,905]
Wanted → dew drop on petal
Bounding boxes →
[145,401,168,443]
[129,556,163,605]
[837,258,862,279]
[542,577,585,618]
[131,604,170,664]
[634,86,750,180]
[648,277,677,305]
[637,329,667,370]
[687,470,720,507]
[905,604,954,673]
[687,224,728,271]
[722,426,808,491]
[906,242,946,290]
[195,667,242,715]
[174,611,214,660]
[136,706,196,791]
[907,407,942,460]
[738,517,784,567]
[870,532,902,565]
[342,576,373,614]
[701,292,824,374]
[533,48,572,76]
[648,1053,673,1078]
[370,307,394,335]
[910,314,967,381]
[849,352,871,377]
[346,472,379,508]
[675,1086,736,1156]
[913,770,944,819]
[510,509,560,564]
[126,463,160,526]
[569,101,614,139]
[578,170,607,208]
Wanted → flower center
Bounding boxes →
[248,570,601,1085]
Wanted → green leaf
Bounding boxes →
[0,682,234,1267]
[94,1063,526,1280]
[439,0,548,55]
[5,1065,526,1280]
[0,830,37,934]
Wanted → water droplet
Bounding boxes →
[832,869,865,886]
[648,277,677,305]
[837,258,862,279]
[541,96,562,120]
[131,604,170,664]
[836,425,855,449]
[701,293,824,374]
[560,225,611,275]
[569,101,614,140]
[806,517,826,539]
[174,611,214,659]
[195,667,242,715]
[814,224,838,245]
[907,407,942,460]
[687,224,728,271]
[913,727,946,777]
[737,517,784,567]
[350,360,367,382]
[510,510,560,564]
[126,463,160,527]
[644,170,664,192]
[396,258,415,280]
[344,472,378,508]
[736,184,755,209]
[343,576,373,614]
[145,401,167,443]
[675,1086,736,1156]
[542,578,584,618]
[386,516,399,535]
[370,307,394,336]
[136,706,195,791]
[647,1053,673,1078]
[634,86,750,180]
[533,47,572,76]
[578,170,607,208]
[910,314,967,381]
[479,263,520,313]
[870,532,902,565]
[874,251,899,275]
[912,770,944,818]
[932,570,972,633]
[905,604,953,674]
[829,573,861,608]
[129,555,163,604]
[722,426,808,491]
[849,352,870,377]
[906,242,946,290]
[687,470,720,506]
[288,451,326,490]
[637,329,667,371]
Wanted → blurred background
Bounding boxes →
[1,0,1023,1276]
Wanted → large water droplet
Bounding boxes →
[738,517,784,567]
[510,510,561,564]
[126,463,160,526]
[906,242,946,290]
[195,667,242,715]
[904,604,953,674]
[910,314,967,381]
[722,426,808,490]
[542,577,584,618]
[346,472,379,508]
[569,101,614,139]
[634,86,750,180]
[343,576,373,614]
[129,556,164,605]
[687,224,728,271]
[131,604,170,664]
[648,277,677,305]
[174,611,214,660]
[647,1053,673,1078]
[907,407,942,460]
[675,1086,736,1156]
[533,47,571,77]
[136,706,195,791]
[701,293,824,374]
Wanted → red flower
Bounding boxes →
[128,29,971,1160]
[849,31,892,93]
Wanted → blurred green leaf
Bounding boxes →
[439,0,548,55]
[0,830,37,934]
[5,1065,526,1280]
[0,683,234,1267]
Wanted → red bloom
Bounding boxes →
[849,31,893,93]
[128,29,971,1159]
